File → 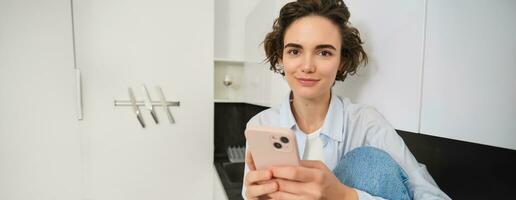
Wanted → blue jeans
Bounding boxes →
[333,146,413,200]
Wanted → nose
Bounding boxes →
[301,54,316,73]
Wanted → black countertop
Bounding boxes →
[214,157,244,200]
[214,103,268,200]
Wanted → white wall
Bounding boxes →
[420,0,516,150]
[334,0,426,133]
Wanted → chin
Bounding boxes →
[286,77,331,100]
[291,85,327,100]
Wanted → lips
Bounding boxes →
[296,77,319,87]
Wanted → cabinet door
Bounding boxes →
[0,0,82,199]
[420,0,516,150]
[244,0,280,107]
[73,0,214,199]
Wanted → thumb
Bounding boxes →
[300,160,327,170]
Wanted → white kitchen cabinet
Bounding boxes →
[215,0,291,107]
[242,0,290,107]
[214,0,261,103]
[73,0,214,199]
[420,0,516,150]
[1,0,215,199]
[215,0,261,61]
[214,59,245,102]
[0,0,82,199]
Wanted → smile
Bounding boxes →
[296,77,320,87]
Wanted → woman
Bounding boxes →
[243,0,450,199]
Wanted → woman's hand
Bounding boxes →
[268,160,358,200]
[244,151,279,200]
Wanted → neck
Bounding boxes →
[291,90,331,134]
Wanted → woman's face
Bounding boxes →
[281,15,342,101]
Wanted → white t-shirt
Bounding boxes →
[302,127,325,161]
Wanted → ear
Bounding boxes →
[276,58,285,75]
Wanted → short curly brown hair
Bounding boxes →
[263,0,368,81]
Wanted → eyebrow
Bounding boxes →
[284,43,337,51]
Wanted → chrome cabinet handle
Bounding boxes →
[157,86,175,124]
[142,85,159,124]
[115,86,179,127]
[129,87,145,128]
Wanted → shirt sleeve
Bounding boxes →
[356,188,388,200]
[360,107,451,200]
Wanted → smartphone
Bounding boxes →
[244,125,300,170]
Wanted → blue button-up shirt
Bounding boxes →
[242,91,451,199]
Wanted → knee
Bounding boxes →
[345,146,397,168]
[333,146,412,200]
[333,146,407,185]
[347,146,389,158]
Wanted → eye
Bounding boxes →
[318,50,333,57]
[287,49,300,56]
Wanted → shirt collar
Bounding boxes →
[320,90,344,142]
[278,90,344,142]
[279,92,297,129]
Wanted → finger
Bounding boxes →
[275,178,306,195]
[299,160,327,170]
[246,150,256,170]
[246,181,278,198]
[271,166,318,182]
[266,191,303,200]
[245,170,272,185]
[256,178,277,185]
